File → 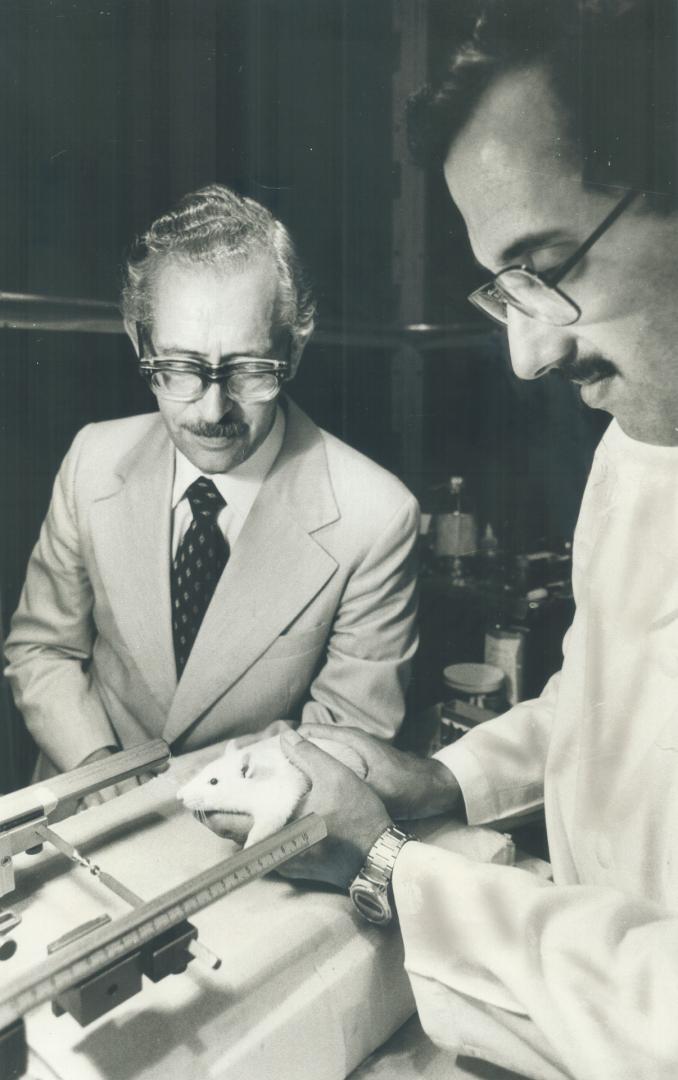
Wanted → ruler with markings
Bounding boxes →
[0,813,326,1031]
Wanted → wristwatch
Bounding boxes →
[349,824,417,925]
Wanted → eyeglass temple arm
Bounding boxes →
[135,321,148,357]
[546,189,639,286]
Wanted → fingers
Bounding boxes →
[310,740,368,779]
[298,724,368,747]
[279,729,327,778]
[276,857,324,882]
[77,791,104,811]
[202,810,252,843]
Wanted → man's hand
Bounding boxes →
[277,729,391,889]
[75,747,154,809]
[298,724,463,820]
[202,810,254,845]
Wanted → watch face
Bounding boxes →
[350,883,392,925]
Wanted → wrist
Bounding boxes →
[428,759,462,816]
[349,823,417,925]
[344,810,392,885]
[77,746,117,768]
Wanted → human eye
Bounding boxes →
[220,359,280,402]
[151,369,203,395]
[522,242,577,276]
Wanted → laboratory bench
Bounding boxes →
[1,742,546,1080]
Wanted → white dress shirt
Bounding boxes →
[171,406,285,558]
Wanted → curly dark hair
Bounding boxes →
[408,0,677,204]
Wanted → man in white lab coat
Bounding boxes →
[250,3,678,1078]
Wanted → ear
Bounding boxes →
[286,322,314,380]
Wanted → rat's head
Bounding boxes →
[177,737,304,815]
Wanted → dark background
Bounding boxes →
[0,0,607,789]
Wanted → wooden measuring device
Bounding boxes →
[0,812,327,1079]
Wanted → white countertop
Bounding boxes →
[3,743,518,1080]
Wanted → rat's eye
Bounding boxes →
[209,777,219,786]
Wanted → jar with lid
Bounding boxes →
[439,662,509,746]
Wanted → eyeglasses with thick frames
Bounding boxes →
[136,322,290,404]
[469,188,639,327]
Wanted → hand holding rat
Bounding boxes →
[276,729,391,889]
[297,724,463,820]
[177,733,368,849]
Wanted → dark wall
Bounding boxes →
[0,1,605,790]
[0,0,397,322]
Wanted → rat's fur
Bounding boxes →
[177,734,366,847]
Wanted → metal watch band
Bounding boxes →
[349,824,417,925]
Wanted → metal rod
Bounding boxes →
[35,825,221,970]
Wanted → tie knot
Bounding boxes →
[185,476,225,520]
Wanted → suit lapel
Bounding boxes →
[90,418,177,715]
[163,399,340,744]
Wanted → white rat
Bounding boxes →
[177,734,367,848]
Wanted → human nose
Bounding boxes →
[506,307,574,380]
[195,380,234,421]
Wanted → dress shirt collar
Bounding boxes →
[171,405,285,517]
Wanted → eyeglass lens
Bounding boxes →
[471,270,579,327]
[150,369,280,403]
[497,269,579,325]
[469,189,638,327]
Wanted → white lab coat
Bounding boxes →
[393,420,678,1079]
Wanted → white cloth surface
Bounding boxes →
[348,1008,568,1080]
[394,419,678,1079]
[9,743,514,1080]
[171,404,285,556]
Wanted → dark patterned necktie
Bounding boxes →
[171,476,229,678]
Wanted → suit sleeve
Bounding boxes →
[4,427,118,772]
[392,841,678,1080]
[298,493,419,740]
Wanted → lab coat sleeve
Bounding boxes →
[434,442,599,827]
[5,426,118,771]
[298,494,419,741]
[433,666,562,824]
[392,840,678,1080]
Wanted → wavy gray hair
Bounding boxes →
[122,184,316,362]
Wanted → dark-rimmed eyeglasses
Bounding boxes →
[137,322,290,404]
[469,188,639,327]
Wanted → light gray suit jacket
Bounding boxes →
[5,398,419,773]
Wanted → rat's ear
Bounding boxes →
[240,752,253,779]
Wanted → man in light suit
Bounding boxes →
[5,184,418,786]
[269,3,678,1079]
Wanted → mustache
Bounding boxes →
[553,354,619,384]
[183,420,248,439]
